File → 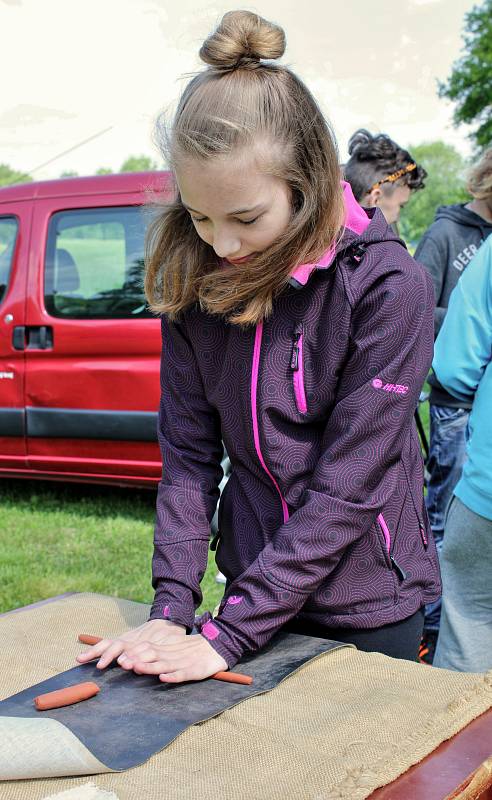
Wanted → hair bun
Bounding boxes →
[347,129,373,158]
[199,10,286,70]
[348,129,397,161]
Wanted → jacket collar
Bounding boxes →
[289,181,370,287]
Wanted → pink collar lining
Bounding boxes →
[290,180,370,286]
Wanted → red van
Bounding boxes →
[0,171,172,487]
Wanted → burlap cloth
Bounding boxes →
[1,593,491,800]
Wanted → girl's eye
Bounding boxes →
[238,215,261,226]
[191,214,262,225]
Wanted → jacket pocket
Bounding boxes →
[402,459,429,549]
[290,323,307,414]
[376,513,392,567]
[376,512,407,581]
[210,476,231,552]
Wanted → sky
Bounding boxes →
[0,0,477,181]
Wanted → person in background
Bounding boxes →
[415,148,492,663]
[432,236,492,673]
[343,129,427,225]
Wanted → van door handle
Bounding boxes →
[36,325,53,350]
[12,326,26,350]
[12,325,54,351]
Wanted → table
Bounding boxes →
[2,594,491,800]
[369,709,492,799]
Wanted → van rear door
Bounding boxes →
[25,187,162,486]
[0,202,31,470]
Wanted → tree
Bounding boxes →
[119,155,158,173]
[399,141,470,247]
[96,167,113,175]
[439,0,492,150]
[0,163,32,188]
[60,170,79,178]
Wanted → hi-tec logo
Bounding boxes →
[0,372,14,380]
[372,378,408,395]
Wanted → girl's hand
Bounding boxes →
[76,619,186,670]
[117,634,228,683]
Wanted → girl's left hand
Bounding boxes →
[116,634,228,683]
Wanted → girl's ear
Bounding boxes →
[362,186,382,209]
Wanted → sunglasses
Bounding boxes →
[370,162,417,192]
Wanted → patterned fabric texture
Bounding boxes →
[150,197,441,667]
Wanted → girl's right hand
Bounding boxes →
[76,619,186,670]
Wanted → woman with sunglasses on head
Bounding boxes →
[344,129,427,226]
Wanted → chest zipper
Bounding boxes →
[251,322,290,525]
[290,322,308,414]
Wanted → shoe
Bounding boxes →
[419,630,438,665]
[215,571,227,585]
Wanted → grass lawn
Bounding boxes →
[0,479,225,616]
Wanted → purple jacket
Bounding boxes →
[150,183,441,668]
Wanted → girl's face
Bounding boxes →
[362,183,411,225]
[175,150,292,264]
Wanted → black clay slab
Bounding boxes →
[0,632,344,771]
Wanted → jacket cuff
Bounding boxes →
[194,612,243,668]
[150,582,196,633]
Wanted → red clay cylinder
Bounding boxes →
[78,634,102,645]
[34,681,100,710]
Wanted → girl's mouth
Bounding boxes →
[225,254,255,265]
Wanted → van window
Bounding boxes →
[44,206,152,319]
[0,217,18,305]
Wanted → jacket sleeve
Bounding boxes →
[149,316,224,631]
[414,233,448,337]
[433,239,492,403]
[197,253,435,668]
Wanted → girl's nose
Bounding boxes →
[212,230,241,259]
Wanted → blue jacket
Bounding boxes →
[433,236,492,521]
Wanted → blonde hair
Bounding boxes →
[145,10,344,326]
[467,148,492,200]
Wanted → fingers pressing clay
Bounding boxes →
[77,634,253,685]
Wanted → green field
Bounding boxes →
[0,479,224,616]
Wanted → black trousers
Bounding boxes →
[283,608,425,662]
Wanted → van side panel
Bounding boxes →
[24,190,163,485]
[0,201,32,467]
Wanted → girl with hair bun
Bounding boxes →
[78,10,440,681]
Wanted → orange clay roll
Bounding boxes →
[78,634,102,645]
[212,671,253,685]
[34,681,100,711]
